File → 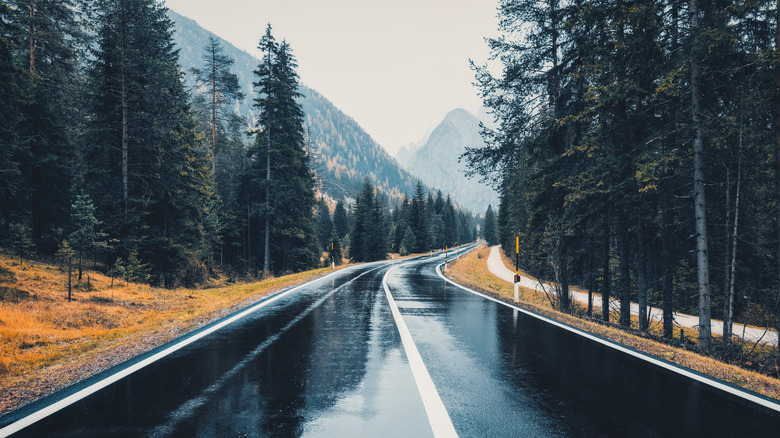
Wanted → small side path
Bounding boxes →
[486,245,777,346]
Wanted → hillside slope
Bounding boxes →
[170,10,421,201]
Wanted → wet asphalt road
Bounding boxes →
[2,246,780,437]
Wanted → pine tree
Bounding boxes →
[9,0,83,251]
[245,25,317,273]
[68,193,105,281]
[333,199,350,239]
[86,0,213,285]
[0,1,26,240]
[409,181,429,253]
[316,199,333,252]
[366,194,389,260]
[349,179,373,263]
[191,35,244,178]
[400,226,416,256]
[483,205,499,246]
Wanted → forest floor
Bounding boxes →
[444,244,780,402]
[0,250,358,416]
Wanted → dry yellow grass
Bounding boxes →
[446,245,780,401]
[0,251,349,413]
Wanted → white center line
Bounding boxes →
[382,263,458,438]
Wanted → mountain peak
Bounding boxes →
[404,108,498,212]
[443,108,477,123]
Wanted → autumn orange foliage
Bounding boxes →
[0,250,342,413]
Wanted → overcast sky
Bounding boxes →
[163,0,499,155]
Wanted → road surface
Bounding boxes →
[2,246,779,437]
[487,245,779,346]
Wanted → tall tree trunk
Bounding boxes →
[662,0,679,340]
[28,0,42,244]
[120,3,129,219]
[662,199,674,338]
[690,0,712,352]
[774,0,780,351]
[602,221,611,322]
[637,218,648,332]
[725,157,741,346]
[618,216,631,328]
[263,45,272,275]
[723,165,731,318]
[211,48,217,178]
[263,125,271,274]
[588,235,594,318]
[556,233,570,312]
[28,0,35,74]
[67,256,72,302]
[247,197,251,274]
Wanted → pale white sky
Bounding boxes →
[163,0,499,155]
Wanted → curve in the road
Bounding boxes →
[440,258,780,416]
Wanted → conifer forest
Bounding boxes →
[0,0,477,288]
[464,0,780,352]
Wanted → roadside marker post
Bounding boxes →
[331,242,334,269]
[444,246,448,271]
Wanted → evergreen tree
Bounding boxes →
[483,205,499,246]
[244,25,316,273]
[0,1,26,240]
[442,196,458,248]
[191,35,244,177]
[366,194,389,260]
[316,199,333,251]
[409,181,430,253]
[348,178,390,262]
[86,0,213,286]
[400,226,416,256]
[9,0,84,251]
[349,179,373,262]
[68,193,105,281]
[333,199,350,240]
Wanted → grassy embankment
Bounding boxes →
[445,244,780,401]
[0,250,350,414]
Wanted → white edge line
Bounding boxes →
[382,264,458,438]
[0,266,356,437]
[436,263,780,414]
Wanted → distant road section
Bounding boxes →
[486,245,778,346]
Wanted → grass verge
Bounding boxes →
[445,244,780,401]
[0,251,350,415]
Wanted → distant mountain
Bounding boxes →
[405,109,499,212]
[169,10,421,201]
[395,127,433,168]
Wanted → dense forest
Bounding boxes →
[0,0,477,287]
[465,0,780,352]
